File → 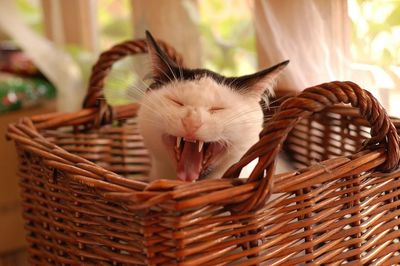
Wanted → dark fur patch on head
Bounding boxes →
[149,60,289,94]
[146,30,289,94]
[149,66,229,89]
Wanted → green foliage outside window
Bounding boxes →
[198,0,256,76]
[349,0,400,66]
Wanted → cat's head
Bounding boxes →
[137,31,288,181]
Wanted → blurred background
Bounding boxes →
[0,0,399,265]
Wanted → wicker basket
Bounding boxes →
[7,38,400,266]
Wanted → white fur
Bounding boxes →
[137,77,267,180]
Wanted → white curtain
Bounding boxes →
[253,0,351,91]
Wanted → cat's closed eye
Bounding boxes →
[167,97,184,107]
[209,107,225,113]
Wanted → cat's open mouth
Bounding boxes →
[163,135,225,181]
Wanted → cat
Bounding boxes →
[137,31,290,181]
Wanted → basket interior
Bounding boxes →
[285,106,371,169]
[40,118,151,180]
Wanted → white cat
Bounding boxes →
[137,31,290,181]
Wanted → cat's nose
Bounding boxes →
[181,116,202,134]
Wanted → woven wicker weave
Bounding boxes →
[7,38,400,266]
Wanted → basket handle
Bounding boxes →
[82,39,184,126]
[223,81,400,213]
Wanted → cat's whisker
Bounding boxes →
[177,64,184,81]
[95,70,150,103]
[143,84,182,122]
[133,74,164,104]
[225,122,264,126]
[126,88,145,99]
[138,78,152,89]
[266,97,283,106]
[262,101,283,111]
[225,140,240,152]
[227,77,238,89]
[137,101,164,118]
[137,117,160,123]
[219,139,243,154]
[223,108,262,126]
[153,64,178,83]
[141,87,176,114]
[137,118,163,128]
[127,82,147,92]
[126,84,148,99]
[226,116,276,125]
[223,107,260,120]
[223,140,233,149]
[158,54,179,82]
[140,97,176,122]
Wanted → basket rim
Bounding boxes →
[6,103,397,212]
[6,37,400,213]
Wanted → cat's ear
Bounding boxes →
[145,30,180,84]
[226,60,289,98]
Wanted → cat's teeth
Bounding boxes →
[176,136,182,147]
[174,146,180,160]
[198,141,204,152]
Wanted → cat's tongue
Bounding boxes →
[177,142,203,182]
